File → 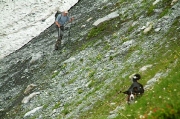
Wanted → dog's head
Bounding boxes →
[130,73,141,82]
[129,92,135,101]
[127,91,136,104]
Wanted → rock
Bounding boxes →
[122,40,134,49]
[140,26,146,30]
[153,0,161,5]
[93,11,119,26]
[30,52,43,64]
[146,22,151,27]
[154,28,161,32]
[144,73,162,89]
[54,70,58,73]
[86,17,93,22]
[85,81,92,87]
[171,0,178,6]
[24,69,29,73]
[143,22,153,34]
[108,106,125,119]
[147,77,158,85]
[24,106,43,118]
[108,113,118,119]
[139,64,153,72]
[81,24,86,28]
[22,92,40,104]
[132,21,138,27]
[24,84,37,94]
[0,109,5,112]
[64,57,76,63]
[110,103,116,105]
[50,109,57,116]
[154,9,162,13]
[163,15,170,19]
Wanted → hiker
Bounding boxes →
[54,10,74,50]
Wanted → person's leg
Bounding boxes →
[58,27,60,39]
[60,26,64,39]
[55,25,61,39]
[55,27,61,50]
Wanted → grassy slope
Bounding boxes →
[79,27,180,119]
[77,0,180,119]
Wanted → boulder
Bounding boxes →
[22,92,40,104]
[24,84,37,95]
[93,11,119,26]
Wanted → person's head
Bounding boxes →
[63,10,68,16]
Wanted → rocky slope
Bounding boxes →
[0,0,180,118]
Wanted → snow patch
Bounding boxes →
[0,0,79,59]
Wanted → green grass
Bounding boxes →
[116,61,180,119]
[78,37,180,119]
[61,103,71,116]
[76,2,180,118]
[52,101,61,110]
[86,16,121,40]
[51,71,59,78]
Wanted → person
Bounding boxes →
[54,10,74,50]
[123,74,144,104]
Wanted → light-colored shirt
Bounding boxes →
[55,14,70,26]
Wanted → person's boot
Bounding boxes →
[54,38,61,50]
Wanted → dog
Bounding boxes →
[123,74,144,104]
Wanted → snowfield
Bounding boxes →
[0,0,78,59]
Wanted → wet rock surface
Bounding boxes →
[0,0,180,118]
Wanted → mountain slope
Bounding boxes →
[0,0,180,119]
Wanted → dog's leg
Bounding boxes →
[126,95,130,104]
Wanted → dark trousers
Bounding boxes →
[56,26,64,40]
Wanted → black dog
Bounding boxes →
[123,74,144,104]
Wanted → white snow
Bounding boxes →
[0,0,78,59]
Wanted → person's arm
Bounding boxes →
[68,17,74,22]
[55,14,61,27]
[55,21,60,27]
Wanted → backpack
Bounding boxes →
[55,11,61,20]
